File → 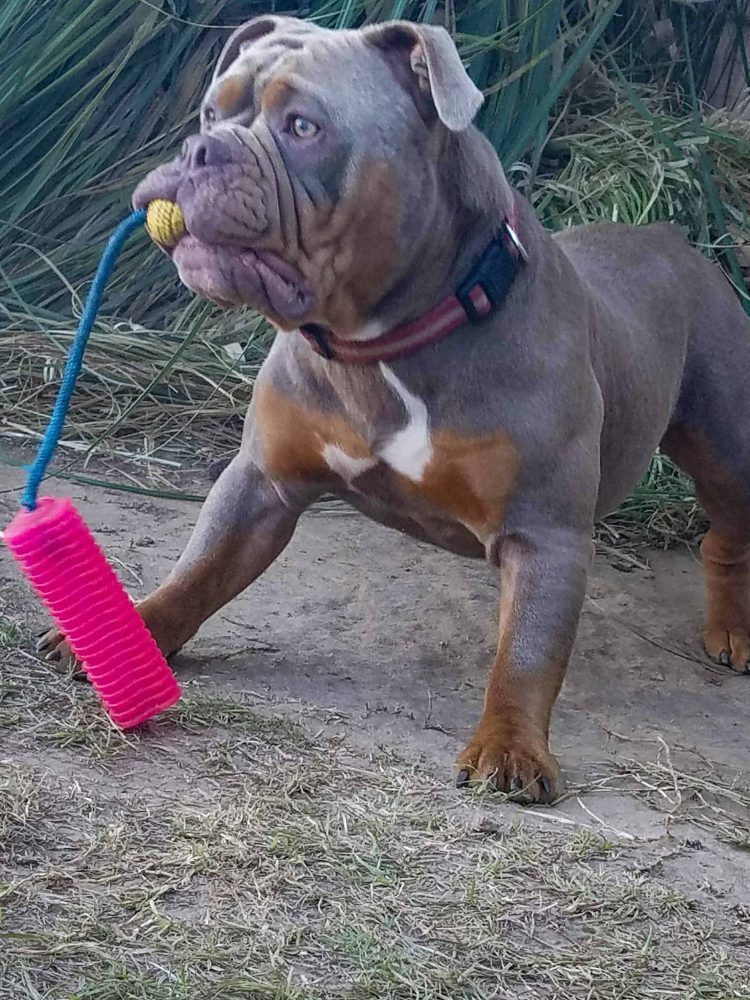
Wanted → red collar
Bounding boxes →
[300,204,525,365]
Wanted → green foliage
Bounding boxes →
[2,0,749,327]
[1,0,271,323]
[2,0,750,535]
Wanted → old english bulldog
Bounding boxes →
[40,17,750,802]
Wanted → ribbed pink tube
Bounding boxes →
[3,496,181,728]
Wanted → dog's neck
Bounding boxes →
[349,127,531,342]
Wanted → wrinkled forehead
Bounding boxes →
[203,20,410,131]
[212,17,324,89]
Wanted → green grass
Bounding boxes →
[0,0,629,325]
[0,616,24,651]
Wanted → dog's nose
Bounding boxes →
[181,133,236,169]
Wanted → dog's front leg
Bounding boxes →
[456,526,592,803]
[135,454,307,656]
[38,453,309,665]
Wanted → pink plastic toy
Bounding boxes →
[2,210,181,728]
[4,499,180,728]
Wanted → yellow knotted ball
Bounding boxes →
[146,199,185,248]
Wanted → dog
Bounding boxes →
[40,17,750,803]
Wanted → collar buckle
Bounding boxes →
[455,229,523,323]
[504,220,528,262]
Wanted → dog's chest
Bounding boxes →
[256,370,520,543]
[325,364,433,485]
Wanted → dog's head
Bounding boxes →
[133,18,484,335]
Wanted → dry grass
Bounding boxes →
[2,598,750,1000]
[0,299,272,481]
[597,452,707,553]
[584,734,750,853]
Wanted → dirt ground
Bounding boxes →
[2,462,750,997]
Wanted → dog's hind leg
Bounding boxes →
[700,529,750,671]
[661,297,750,673]
[661,422,750,673]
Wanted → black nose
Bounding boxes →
[181,133,236,169]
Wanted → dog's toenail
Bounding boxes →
[719,651,730,666]
[456,768,471,787]
[45,651,61,663]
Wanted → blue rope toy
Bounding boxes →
[21,207,147,510]
[4,204,184,730]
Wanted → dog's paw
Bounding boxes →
[35,627,87,680]
[704,625,750,673]
[455,732,561,804]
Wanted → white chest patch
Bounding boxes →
[321,444,375,485]
[377,363,433,482]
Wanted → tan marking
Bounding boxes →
[261,77,293,115]
[255,382,371,482]
[455,655,563,800]
[214,75,251,117]
[497,541,522,640]
[288,160,401,336]
[411,429,520,537]
[136,534,246,657]
[701,529,750,671]
[255,384,519,540]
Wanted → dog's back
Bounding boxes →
[552,220,750,517]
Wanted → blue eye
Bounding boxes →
[289,115,319,138]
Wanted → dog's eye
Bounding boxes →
[289,115,319,139]
[204,106,216,125]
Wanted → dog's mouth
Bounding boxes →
[169,236,314,321]
[132,158,315,322]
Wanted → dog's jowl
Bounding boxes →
[40,17,750,802]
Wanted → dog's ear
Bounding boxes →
[214,18,277,79]
[214,15,318,79]
[365,22,483,132]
